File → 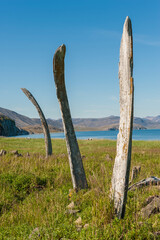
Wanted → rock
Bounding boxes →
[10,150,18,155]
[17,153,22,157]
[0,149,6,156]
[66,201,80,214]
[10,150,22,157]
[60,238,72,240]
[29,227,40,239]
[76,226,83,232]
[145,195,159,205]
[106,154,112,161]
[74,216,83,231]
[75,217,82,226]
[67,209,80,214]
[67,201,74,209]
[108,127,119,131]
[84,224,89,229]
[0,114,29,137]
[141,196,160,218]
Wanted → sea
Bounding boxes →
[16,129,160,141]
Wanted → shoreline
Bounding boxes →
[11,129,160,141]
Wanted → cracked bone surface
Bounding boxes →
[21,88,52,157]
[111,16,134,219]
[53,44,88,190]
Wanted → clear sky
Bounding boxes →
[0,0,160,119]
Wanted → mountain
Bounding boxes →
[1,107,160,133]
[0,107,62,133]
[72,116,147,130]
[0,107,39,127]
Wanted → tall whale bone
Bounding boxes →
[111,16,134,219]
[53,44,88,190]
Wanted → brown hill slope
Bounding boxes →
[0,107,62,133]
[1,107,160,132]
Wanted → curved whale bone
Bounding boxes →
[21,88,52,158]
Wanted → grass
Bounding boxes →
[0,138,160,239]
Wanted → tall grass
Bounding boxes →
[0,138,160,239]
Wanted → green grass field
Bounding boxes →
[0,138,160,239]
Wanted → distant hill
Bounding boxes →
[72,116,147,130]
[22,125,61,134]
[1,107,160,133]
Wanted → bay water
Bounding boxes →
[16,129,160,141]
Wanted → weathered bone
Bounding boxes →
[21,88,52,157]
[129,176,160,191]
[53,44,88,190]
[111,16,134,219]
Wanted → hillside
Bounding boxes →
[0,107,62,133]
[0,115,29,136]
[22,124,61,134]
[1,107,160,132]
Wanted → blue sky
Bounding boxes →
[0,0,160,119]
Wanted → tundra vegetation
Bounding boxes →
[0,138,160,239]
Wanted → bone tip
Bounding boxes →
[124,16,132,28]
[54,44,66,59]
[125,16,131,22]
[60,44,66,52]
[58,44,66,55]
[123,16,132,37]
[21,88,28,95]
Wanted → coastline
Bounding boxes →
[14,129,160,141]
